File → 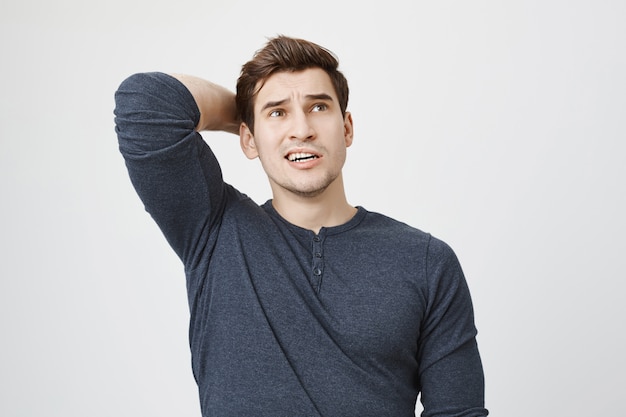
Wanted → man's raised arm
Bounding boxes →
[114,72,244,266]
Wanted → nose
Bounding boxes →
[288,110,315,141]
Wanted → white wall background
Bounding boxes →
[1,1,624,416]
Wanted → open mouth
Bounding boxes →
[286,152,319,163]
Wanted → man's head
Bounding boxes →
[236,35,349,135]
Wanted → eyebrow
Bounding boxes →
[259,94,334,112]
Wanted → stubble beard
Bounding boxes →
[275,171,338,199]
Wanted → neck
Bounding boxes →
[271,175,356,234]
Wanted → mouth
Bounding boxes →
[286,152,320,163]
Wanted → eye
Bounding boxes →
[269,109,284,117]
[311,103,328,112]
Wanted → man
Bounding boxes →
[114,35,488,416]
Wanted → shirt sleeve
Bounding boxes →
[113,72,241,269]
[417,236,489,417]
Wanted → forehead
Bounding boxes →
[254,68,336,108]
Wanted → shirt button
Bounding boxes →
[313,236,321,242]
[313,268,322,276]
[315,252,322,258]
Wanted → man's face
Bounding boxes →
[240,68,353,199]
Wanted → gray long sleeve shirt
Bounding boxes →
[114,72,488,417]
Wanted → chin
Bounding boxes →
[286,180,332,198]
[291,188,327,198]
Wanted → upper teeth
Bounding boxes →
[288,153,316,162]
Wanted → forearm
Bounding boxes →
[170,73,239,134]
[419,339,488,416]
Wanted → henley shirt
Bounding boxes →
[114,72,488,417]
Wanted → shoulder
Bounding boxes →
[360,209,431,243]
[217,196,280,238]
[359,209,460,264]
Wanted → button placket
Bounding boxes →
[311,234,324,292]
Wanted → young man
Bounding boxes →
[114,36,488,416]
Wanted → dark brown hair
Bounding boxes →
[236,35,349,134]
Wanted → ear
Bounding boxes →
[343,112,354,148]
[239,123,259,159]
